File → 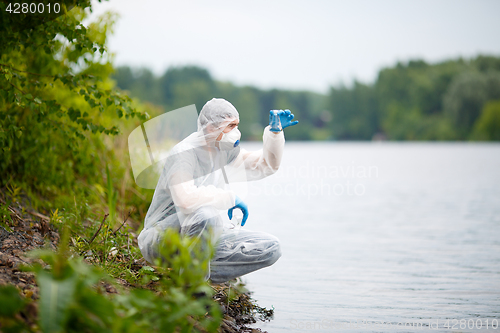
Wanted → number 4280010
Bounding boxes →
[5,3,61,14]
[444,318,498,330]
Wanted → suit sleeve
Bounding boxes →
[225,126,285,182]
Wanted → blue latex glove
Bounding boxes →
[269,109,299,132]
[228,196,249,226]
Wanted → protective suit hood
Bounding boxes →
[197,98,240,145]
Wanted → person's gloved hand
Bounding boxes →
[228,196,249,226]
[269,109,299,132]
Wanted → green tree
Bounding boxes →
[159,66,216,109]
[443,71,500,138]
[381,102,456,140]
[329,81,378,140]
[112,66,134,91]
[474,55,500,73]
[471,100,500,140]
[110,56,500,141]
[226,85,261,140]
[117,67,163,105]
[0,1,147,193]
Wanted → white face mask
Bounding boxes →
[216,127,241,151]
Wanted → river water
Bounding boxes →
[236,142,500,332]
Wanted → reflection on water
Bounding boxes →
[236,142,500,332]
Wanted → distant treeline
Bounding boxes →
[113,55,500,141]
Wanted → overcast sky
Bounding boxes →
[89,0,500,93]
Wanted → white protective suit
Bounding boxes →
[138,98,284,283]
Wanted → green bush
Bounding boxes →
[1,227,221,333]
[471,100,500,140]
[0,2,148,197]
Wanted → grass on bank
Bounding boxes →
[0,182,274,333]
